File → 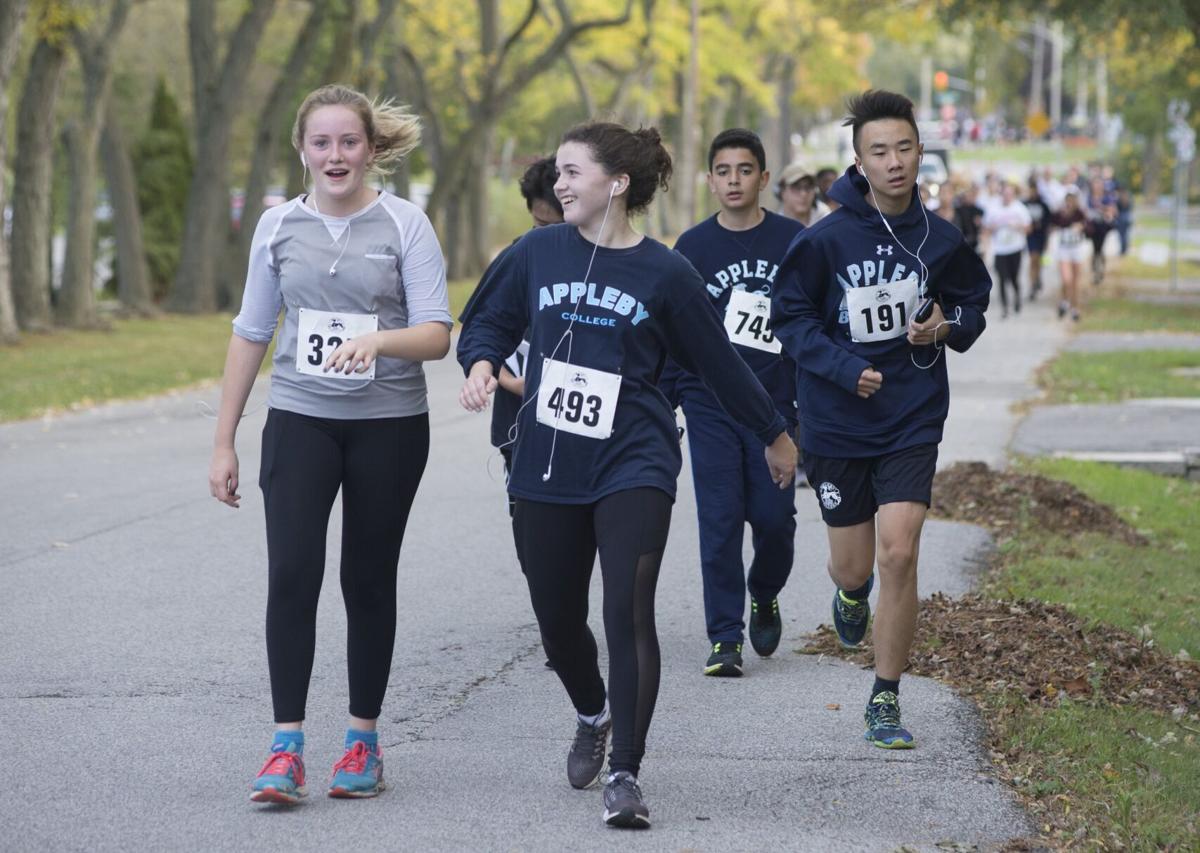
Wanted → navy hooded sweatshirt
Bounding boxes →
[772,167,991,458]
[661,210,803,423]
[457,223,788,504]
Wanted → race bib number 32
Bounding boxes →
[535,358,621,440]
[295,308,379,380]
[845,275,919,343]
[724,288,781,353]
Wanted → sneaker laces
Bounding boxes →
[258,749,303,779]
[869,692,902,729]
[607,771,642,801]
[573,720,607,759]
[333,741,373,775]
[837,591,868,621]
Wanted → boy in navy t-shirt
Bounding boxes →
[773,91,991,748]
[664,129,803,677]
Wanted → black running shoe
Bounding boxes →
[602,771,650,828]
[703,641,743,677]
[748,597,782,657]
[566,716,610,789]
[832,574,873,648]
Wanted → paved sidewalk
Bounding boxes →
[1013,328,1200,478]
[0,296,1069,850]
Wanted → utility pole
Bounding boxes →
[1029,16,1045,118]
[920,56,933,122]
[1049,20,1064,134]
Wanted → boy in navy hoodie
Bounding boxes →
[665,129,803,676]
[773,90,991,748]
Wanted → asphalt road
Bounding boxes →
[0,318,1046,851]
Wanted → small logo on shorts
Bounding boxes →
[819,481,842,510]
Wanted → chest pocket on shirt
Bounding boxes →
[361,247,400,299]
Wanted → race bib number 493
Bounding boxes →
[723,288,781,353]
[295,308,379,380]
[535,358,621,440]
[844,275,919,343]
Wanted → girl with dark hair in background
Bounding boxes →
[458,121,796,829]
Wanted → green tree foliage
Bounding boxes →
[134,77,192,300]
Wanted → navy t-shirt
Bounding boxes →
[662,210,802,424]
[457,224,788,504]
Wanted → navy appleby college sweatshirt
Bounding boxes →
[663,210,803,422]
[457,224,788,504]
[772,167,991,458]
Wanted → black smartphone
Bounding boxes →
[913,297,936,324]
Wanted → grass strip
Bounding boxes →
[1076,297,1200,333]
[1038,349,1200,403]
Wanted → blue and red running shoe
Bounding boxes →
[251,745,307,805]
[329,740,385,798]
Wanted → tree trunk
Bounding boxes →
[58,0,134,328]
[11,37,67,332]
[231,0,328,307]
[57,121,104,327]
[102,103,155,315]
[675,0,699,232]
[169,0,278,313]
[0,0,30,344]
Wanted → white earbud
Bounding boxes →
[856,162,865,176]
[300,152,307,168]
[610,181,620,197]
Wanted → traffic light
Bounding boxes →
[934,70,949,91]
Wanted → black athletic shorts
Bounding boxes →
[803,443,938,527]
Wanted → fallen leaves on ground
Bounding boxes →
[930,461,1146,546]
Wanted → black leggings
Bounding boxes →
[994,250,1022,312]
[258,408,430,723]
[513,488,673,776]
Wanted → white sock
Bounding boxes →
[578,705,610,728]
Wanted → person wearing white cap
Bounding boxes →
[775,162,830,227]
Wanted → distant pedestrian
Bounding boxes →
[953,184,984,255]
[1052,187,1088,321]
[1087,176,1117,284]
[776,162,830,227]
[983,181,1032,317]
[208,83,452,805]
[1023,175,1050,299]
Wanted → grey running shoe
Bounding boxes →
[602,771,650,828]
[567,716,610,789]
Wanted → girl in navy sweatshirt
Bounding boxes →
[458,122,796,829]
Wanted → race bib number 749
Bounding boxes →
[535,358,621,440]
[724,288,781,353]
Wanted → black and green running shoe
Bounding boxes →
[748,597,782,657]
[832,574,873,648]
[703,641,743,677]
[864,690,914,749]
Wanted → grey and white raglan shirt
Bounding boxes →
[232,191,452,420]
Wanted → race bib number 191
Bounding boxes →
[535,358,621,440]
[724,288,781,353]
[295,308,379,380]
[845,275,919,343]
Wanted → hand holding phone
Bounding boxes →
[913,297,936,324]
